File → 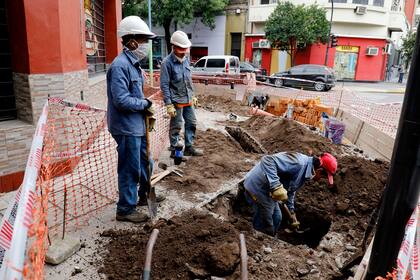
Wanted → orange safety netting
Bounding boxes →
[23,89,170,279]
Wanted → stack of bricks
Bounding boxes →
[266,97,334,127]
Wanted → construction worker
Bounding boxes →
[160,30,203,157]
[243,151,337,236]
[107,16,165,223]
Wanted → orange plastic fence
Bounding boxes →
[23,90,170,279]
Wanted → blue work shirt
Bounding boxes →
[106,48,150,136]
[244,152,314,212]
[160,52,194,105]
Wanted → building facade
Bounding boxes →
[0,0,122,192]
[246,0,412,80]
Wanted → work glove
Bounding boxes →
[192,96,199,108]
[271,185,288,202]
[145,105,155,117]
[289,212,300,230]
[166,104,176,118]
[144,98,152,109]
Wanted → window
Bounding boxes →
[289,66,306,74]
[0,0,16,121]
[260,0,270,4]
[231,33,242,58]
[373,0,385,6]
[353,0,368,4]
[194,59,206,68]
[229,58,238,67]
[85,0,106,76]
[206,59,225,68]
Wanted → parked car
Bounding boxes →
[239,62,267,81]
[192,55,240,74]
[269,64,335,91]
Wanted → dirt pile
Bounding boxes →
[240,116,344,156]
[98,210,259,279]
[196,90,250,116]
[162,129,258,195]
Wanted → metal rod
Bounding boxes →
[143,229,159,280]
[148,0,153,87]
[365,22,420,279]
[62,189,67,240]
[324,0,334,66]
[240,233,248,280]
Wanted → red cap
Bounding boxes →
[320,153,337,185]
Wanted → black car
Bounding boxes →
[269,64,335,91]
[239,62,267,81]
[140,57,162,70]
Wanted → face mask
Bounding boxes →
[175,54,186,63]
[131,42,149,60]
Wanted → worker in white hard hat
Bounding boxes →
[107,16,165,224]
[160,30,203,157]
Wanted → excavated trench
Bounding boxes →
[205,188,331,249]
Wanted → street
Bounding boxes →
[336,81,406,104]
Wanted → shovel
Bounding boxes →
[279,202,309,234]
[145,115,157,219]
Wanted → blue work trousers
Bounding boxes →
[245,192,281,236]
[112,135,151,215]
[169,105,197,149]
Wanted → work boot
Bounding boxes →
[137,194,166,206]
[116,210,149,223]
[170,150,187,161]
[184,146,203,156]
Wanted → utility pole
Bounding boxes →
[148,0,153,87]
[365,24,420,279]
[324,0,334,66]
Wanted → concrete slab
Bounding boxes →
[46,236,81,265]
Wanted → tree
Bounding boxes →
[264,2,330,66]
[401,30,417,69]
[122,0,228,54]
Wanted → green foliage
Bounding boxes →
[401,31,417,69]
[264,1,329,65]
[122,0,228,52]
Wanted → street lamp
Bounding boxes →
[324,0,334,66]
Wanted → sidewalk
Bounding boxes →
[341,81,406,94]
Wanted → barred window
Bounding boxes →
[85,0,106,76]
[329,0,348,3]
[373,0,385,6]
[0,0,16,121]
[353,0,368,4]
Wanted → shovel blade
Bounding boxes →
[147,187,158,218]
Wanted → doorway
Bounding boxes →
[333,46,359,80]
[231,33,242,58]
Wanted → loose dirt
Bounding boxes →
[162,128,258,196]
[195,84,250,116]
[240,115,344,156]
[96,96,390,279]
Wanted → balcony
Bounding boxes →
[248,0,309,22]
[387,11,406,31]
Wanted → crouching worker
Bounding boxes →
[243,151,337,236]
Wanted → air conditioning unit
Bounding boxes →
[366,47,379,56]
[384,43,392,55]
[259,39,271,49]
[355,6,367,15]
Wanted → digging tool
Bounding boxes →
[239,233,248,280]
[143,229,159,280]
[145,115,157,219]
[279,202,308,234]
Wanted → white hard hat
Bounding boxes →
[170,30,192,48]
[117,16,156,38]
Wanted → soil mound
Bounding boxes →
[197,92,250,116]
[241,116,343,156]
[98,211,258,280]
[163,129,257,194]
